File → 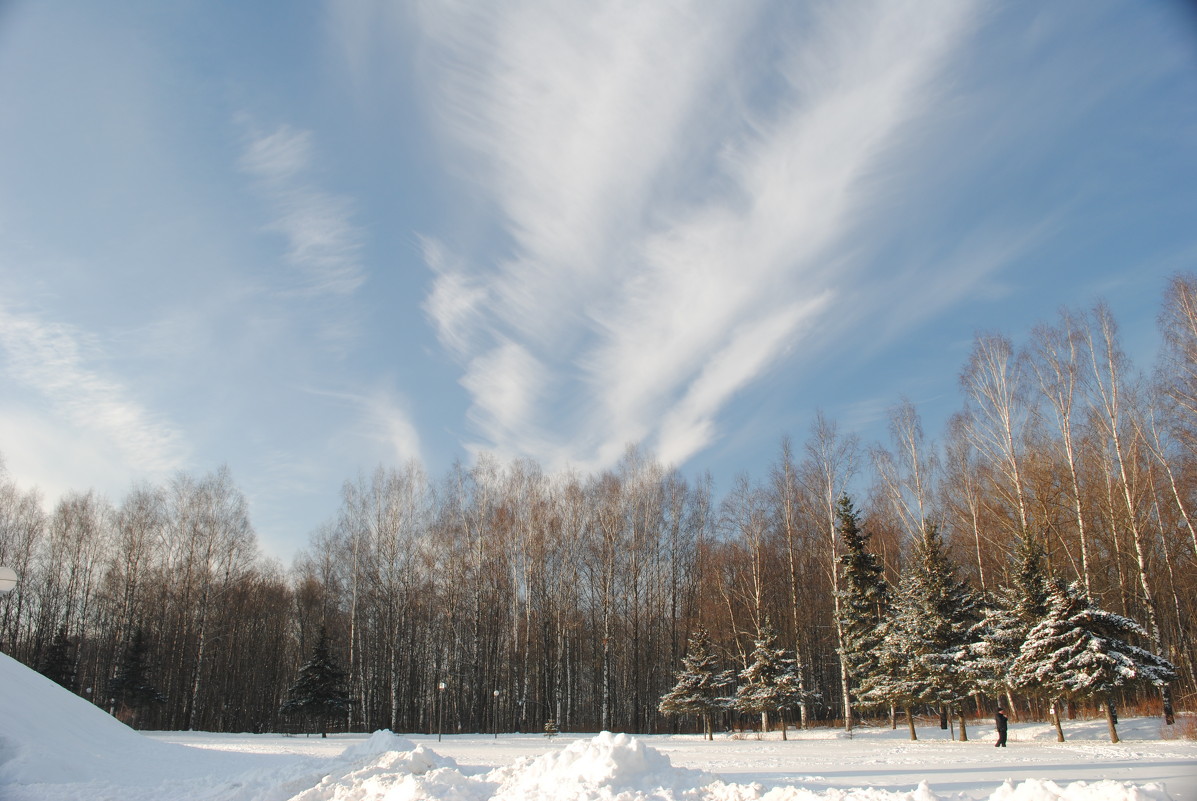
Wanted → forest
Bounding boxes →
[1,275,1195,737]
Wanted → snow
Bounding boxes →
[2,652,1194,801]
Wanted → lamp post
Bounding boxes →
[0,567,17,596]
[437,681,446,742]
[492,690,500,739]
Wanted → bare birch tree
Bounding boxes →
[960,333,1033,539]
[1085,302,1175,723]
[1028,310,1094,593]
[801,412,859,730]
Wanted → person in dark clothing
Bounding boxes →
[995,707,1008,747]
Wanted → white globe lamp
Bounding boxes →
[0,566,17,595]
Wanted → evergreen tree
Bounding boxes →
[963,532,1051,717]
[964,591,1022,699]
[1010,580,1176,743]
[39,627,77,692]
[859,523,980,740]
[857,589,929,739]
[733,619,807,739]
[658,627,732,740]
[108,627,165,727]
[280,627,350,738]
[835,495,891,714]
[1010,530,1051,622]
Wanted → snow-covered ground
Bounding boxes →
[2,653,1194,801]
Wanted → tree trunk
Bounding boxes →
[958,709,968,742]
[1105,699,1119,744]
[906,707,917,741]
[1051,703,1065,742]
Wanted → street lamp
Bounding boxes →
[492,690,500,739]
[437,681,446,742]
[0,567,17,595]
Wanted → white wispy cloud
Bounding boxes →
[419,0,754,347]
[422,237,489,359]
[0,305,189,475]
[656,295,834,466]
[410,0,979,470]
[240,124,366,297]
[304,384,424,467]
[362,390,423,466]
[459,339,549,455]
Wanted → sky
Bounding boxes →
[0,0,1195,561]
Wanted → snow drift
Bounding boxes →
[0,651,1179,801]
[0,650,269,788]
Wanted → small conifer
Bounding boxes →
[659,627,731,740]
[280,626,350,738]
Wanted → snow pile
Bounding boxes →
[247,729,705,801]
[0,651,266,790]
[245,731,1175,801]
[0,648,154,783]
[273,739,465,801]
[485,730,710,800]
[338,730,419,761]
[718,779,1173,801]
[987,779,1172,801]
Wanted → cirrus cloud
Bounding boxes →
[412,0,979,471]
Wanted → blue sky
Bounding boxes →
[1,1,1194,560]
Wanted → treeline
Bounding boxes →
[2,276,1196,734]
[661,497,1175,745]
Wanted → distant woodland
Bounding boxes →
[2,275,1196,736]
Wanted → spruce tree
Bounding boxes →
[1010,580,1176,743]
[658,627,731,740]
[1010,530,1051,622]
[280,627,350,738]
[859,523,980,740]
[858,588,929,739]
[733,619,807,739]
[108,627,165,727]
[835,495,891,716]
[964,591,1023,701]
[39,627,77,692]
[963,532,1051,719]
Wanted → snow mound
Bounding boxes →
[487,730,710,799]
[0,649,154,783]
[276,732,708,801]
[272,744,469,801]
[741,780,1174,801]
[0,650,264,790]
[749,782,941,801]
[338,730,419,760]
[986,778,1173,801]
